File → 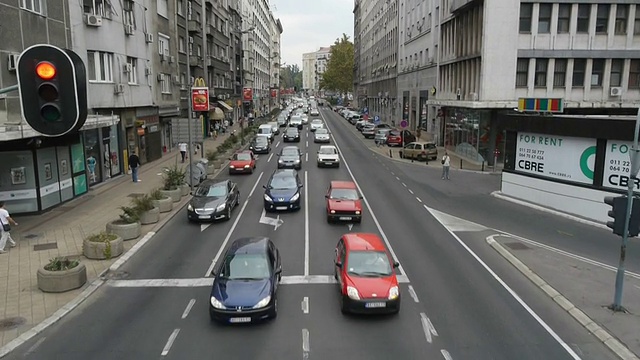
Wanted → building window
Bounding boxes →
[572,59,586,87]
[534,59,548,86]
[177,0,184,15]
[127,57,137,84]
[179,37,185,53]
[20,0,42,14]
[615,5,628,35]
[158,34,170,56]
[577,4,590,33]
[557,4,571,33]
[197,45,202,57]
[635,7,640,35]
[553,59,567,87]
[629,60,640,88]
[596,4,610,34]
[157,0,168,18]
[515,58,529,87]
[180,73,186,87]
[519,4,533,32]
[161,74,171,94]
[123,0,135,27]
[591,59,604,86]
[83,0,111,18]
[538,4,552,33]
[610,59,623,87]
[87,51,114,82]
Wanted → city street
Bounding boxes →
[3,107,621,360]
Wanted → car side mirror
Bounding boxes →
[335,262,343,268]
[210,269,216,276]
[325,194,329,198]
[262,185,267,189]
[393,262,400,268]
[275,267,282,275]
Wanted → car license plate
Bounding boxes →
[229,317,251,323]
[365,302,386,308]
[199,215,211,219]
[325,162,332,165]
[276,206,288,210]
[339,216,352,221]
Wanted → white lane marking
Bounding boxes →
[408,285,420,303]
[275,141,280,147]
[200,224,211,232]
[25,337,46,355]
[427,207,488,232]
[420,313,438,344]
[305,152,308,162]
[424,206,582,360]
[321,113,410,281]
[391,172,395,175]
[347,223,353,231]
[304,171,310,276]
[408,189,414,194]
[441,349,453,360]
[301,297,309,314]
[306,140,309,147]
[110,231,156,271]
[395,176,400,180]
[181,299,196,319]
[401,182,407,187]
[302,329,310,352]
[278,275,337,285]
[204,172,264,276]
[416,197,422,203]
[267,153,274,162]
[161,328,180,356]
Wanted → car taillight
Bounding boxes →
[421,151,426,155]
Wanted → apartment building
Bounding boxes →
[302,47,332,93]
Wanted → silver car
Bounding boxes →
[374,129,391,146]
[314,128,331,143]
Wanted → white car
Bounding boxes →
[317,145,340,168]
[310,119,324,131]
[310,108,320,116]
[300,114,309,124]
[314,128,331,143]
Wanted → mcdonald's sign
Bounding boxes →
[243,87,253,101]
[192,77,209,112]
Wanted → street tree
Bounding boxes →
[319,34,354,93]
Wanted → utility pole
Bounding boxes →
[184,0,194,193]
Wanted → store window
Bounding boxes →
[84,129,102,185]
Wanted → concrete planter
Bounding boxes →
[152,197,173,213]
[83,235,124,260]
[106,220,141,240]
[139,206,160,225]
[37,263,87,293]
[160,188,181,203]
[180,183,190,197]
[207,164,216,175]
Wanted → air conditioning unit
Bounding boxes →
[145,67,152,75]
[169,56,175,63]
[610,87,623,96]
[114,84,125,94]
[145,33,154,43]
[123,64,132,73]
[86,14,103,27]
[157,73,164,82]
[7,54,18,72]
[125,24,134,35]
[173,75,180,83]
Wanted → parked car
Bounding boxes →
[283,127,301,142]
[314,128,331,143]
[386,129,416,147]
[263,169,303,211]
[229,150,256,174]
[209,237,281,323]
[399,142,438,161]
[277,146,303,169]
[184,160,208,186]
[374,129,392,145]
[277,116,287,127]
[249,135,271,154]
[362,123,392,139]
[334,233,400,314]
[325,181,362,223]
[187,179,240,222]
[317,145,340,167]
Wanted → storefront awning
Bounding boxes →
[217,101,233,112]
[209,107,225,120]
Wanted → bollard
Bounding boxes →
[389,149,393,158]
[460,159,463,169]
[481,161,485,172]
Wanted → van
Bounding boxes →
[267,121,279,135]
[258,124,274,142]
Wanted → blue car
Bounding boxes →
[209,237,282,323]
[263,169,303,211]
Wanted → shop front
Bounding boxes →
[159,105,180,154]
[126,114,162,165]
[442,107,505,164]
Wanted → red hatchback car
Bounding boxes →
[334,233,400,314]
[325,181,362,223]
[386,129,416,147]
[229,150,256,174]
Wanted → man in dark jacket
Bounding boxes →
[128,151,141,182]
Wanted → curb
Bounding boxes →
[486,235,640,360]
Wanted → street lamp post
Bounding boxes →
[231,26,255,145]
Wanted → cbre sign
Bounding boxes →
[603,140,640,192]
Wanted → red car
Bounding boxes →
[229,150,256,174]
[386,129,416,147]
[325,181,362,223]
[334,233,400,314]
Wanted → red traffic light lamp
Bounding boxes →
[35,62,57,80]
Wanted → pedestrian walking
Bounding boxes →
[179,142,187,162]
[128,151,141,183]
[441,151,451,180]
[0,201,18,254]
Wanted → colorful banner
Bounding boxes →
[192,87,209,112]
[243,87,253,101]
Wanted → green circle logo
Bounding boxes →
[580,146,596,180]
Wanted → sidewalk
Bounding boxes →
[0,121,244,347]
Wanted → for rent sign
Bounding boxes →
[603,141,640,191]
[516,132,595,184]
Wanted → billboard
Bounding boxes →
[191,87,209,111]
[243,87,253,101]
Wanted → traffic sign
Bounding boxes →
[374,115,380,124]
[400,120,408,128]
[363,107,369,114]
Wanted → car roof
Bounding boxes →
[234,150,252,154]
[199,179,229,187]
[282,145,300,151]
[272,169,297,177]
[330,180,356,189]
[227,237,271,255]
[343,233,386,251]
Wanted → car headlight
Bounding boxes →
[187,204,193,211]
[294,159,300,163]
[216,203,226,212]
[264,193,273,202]
[210,296,225,309]
[278,159,284,163]
[355,211,361,215]
[290,193,299,202]
[388,286,399,300]
[244,165,250,168]
[252,295,271,309]
[347,286,360,300]
[229,165,235,169]
[330,210,336,214]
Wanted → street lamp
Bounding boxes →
[231,26,255,145]
[267,51,279,113]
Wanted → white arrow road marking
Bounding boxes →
[420,313,439,344]
[301,297,309,314]
[441,349,453,360]
[408,285,419,303]
[259,209,284,230]
[347,223,353,231]
[200,224,212,232]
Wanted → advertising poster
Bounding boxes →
[243,87,253,101]
[191,87,209,111]
[603,140,640,192]
[71,142,85,173]
[515,132,595,184]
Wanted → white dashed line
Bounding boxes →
[441,349,453,360]
[416,197,422,203]
[304,171,310,276]
[181,299,196,319]
[408,189,414,194]
[267,153,274,162]
[275,141,280,147]
[302,328,310,353]
[420,313,439,344]
[301,297,309,314]
[391,172,395,175]
[402,182,407,187]
[305,152,308,162]
[161,328,180,356]
[395,176,400,180]
[408,285,419,303]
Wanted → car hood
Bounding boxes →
[190,196,226,209]
[280,155,300,162]
[311,123,323,128]
[346,274,396,299]
[315,133,330,138]
[328,199,361,211]
[318,154,339,160]
[284,133,299,137]
[267,188,298,200]
[211,278,272,308]
[251,143,268,149]
[230,160,252,167]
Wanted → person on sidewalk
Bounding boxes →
[0,202,18,254]
[128,151,141,183]
[441,151,451,180]
[179,142,187,163]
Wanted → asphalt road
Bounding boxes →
[4,107,620,360]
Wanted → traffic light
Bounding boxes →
[629,198,640,237]
[604,196,628,236]
[16,44,87,137]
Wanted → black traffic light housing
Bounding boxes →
[17,44,87,137]
[604,196,627,236]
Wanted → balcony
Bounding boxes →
[206,23,214,35]
[188,20,201,33]
[189,56,201,67]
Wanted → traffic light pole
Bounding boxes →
[610,108,640,312]
[0,85,18,95]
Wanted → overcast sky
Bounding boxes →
[270,0,354,68]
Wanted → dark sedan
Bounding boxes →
[263,169,302,211]
[277,146,303,169]
[283,127,300,142]
[249,136,271,154]
[209,237,281,323]
[187,179,240,222]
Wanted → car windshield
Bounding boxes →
[346,251,392,277]
[329,188,359,200]
[269,175,298,189]
[316,129,328,135]
[286,129,298,135]
[195,183,227,197]
[282,148,299,156]
[234,153,252,161]
[255,137,268,145]
[319,147,337,155]
[259,128,271,134]
[219,253,270,280]
[312,120,323,124]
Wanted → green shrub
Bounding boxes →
[118,206,140,224]
[132,194,154,212]
[86,232,118,242]
[206,150,218,161]
[149,188,167,200]
[162,163,186,190]
[44,257,79,271]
